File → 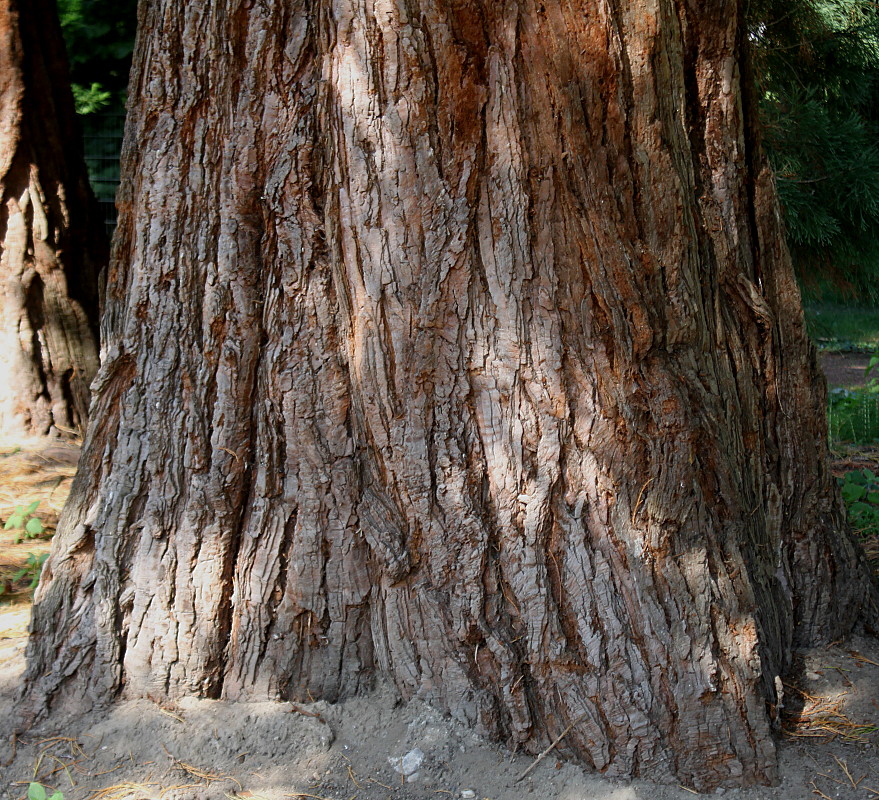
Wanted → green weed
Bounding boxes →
[27,782,63,800]
[0,553,48,596]
[15,553,48,590]
[4,500,44,543]
[837,469,879,575]
[839,469,879,533]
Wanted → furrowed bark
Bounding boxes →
[0,0,103,437]
[24,0,877,791]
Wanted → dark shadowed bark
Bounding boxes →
[23,0,877,791]
[0,0,103,437]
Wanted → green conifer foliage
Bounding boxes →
[751,0,879,302]
[56,0,137,115]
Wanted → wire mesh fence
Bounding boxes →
[81,111,126,237]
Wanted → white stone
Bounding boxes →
[389,747,425,777]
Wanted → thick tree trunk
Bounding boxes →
[23,0,877,790]
[0,0,103,437]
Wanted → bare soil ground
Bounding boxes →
[2,633,879,800]
[819,353,874,390]
[1,359,879,800]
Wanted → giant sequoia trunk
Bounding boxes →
[0,0,103,437]
[24,0,878,790]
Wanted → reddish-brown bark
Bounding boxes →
[23,0,877,791]
[0,0,103,437]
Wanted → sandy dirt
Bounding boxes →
[1,365,879,800]
[2,632,879,800]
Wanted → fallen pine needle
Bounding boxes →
[161,744,242,789]
[782,685,878,743]
[74,763,123,778]
[816,771,847,786]
[42,754,79,786]
[516,714,587,782]
[833,756,861,788]
[289,704,325,722]
[677,786,698,795]
[346,764,361,788]
[36,736,83,749]
[84,782,161,800]
[849,650,879,667]
[224,793,271,800]
[631,477,654,525]
[810,781,833,800]
[366,777,395,790]
[159,783,205,797]
[285,794,336,800]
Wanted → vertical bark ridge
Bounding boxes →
[24,0,877,791]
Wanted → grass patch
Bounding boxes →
[805,303,879,351]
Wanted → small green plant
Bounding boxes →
[4,500,44,543]
[838,469,879,576]
[838,469,879,533]
[9,553,49,591]
[27,782,63,800]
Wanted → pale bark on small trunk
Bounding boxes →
[0,0,103,438]
[23,0,877,790]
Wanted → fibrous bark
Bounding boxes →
[0,0,103,437]
[24,0,877,791]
